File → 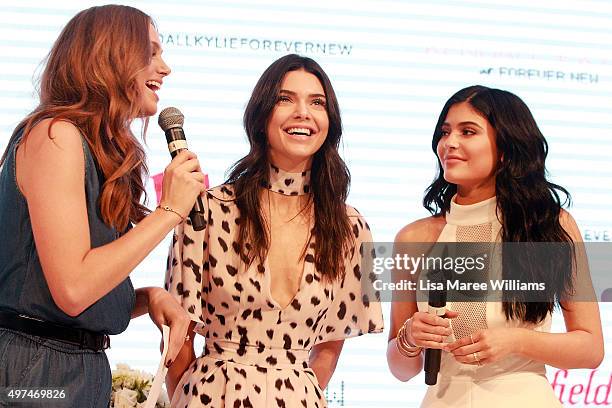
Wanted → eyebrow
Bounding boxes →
[442,121,484,129]
[151,41,161,52]
[279,89,326,98]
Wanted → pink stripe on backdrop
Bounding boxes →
[152,172,209,205]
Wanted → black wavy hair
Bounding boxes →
[424,85,574,323]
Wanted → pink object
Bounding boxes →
[152,173,164,205]
[152,172,209,205]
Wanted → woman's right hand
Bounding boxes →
[406,310,458,350]
[159,150,206,219]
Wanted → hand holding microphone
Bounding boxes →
[405,310,457,351]
[404,265,458,385]
[157,107,206,230]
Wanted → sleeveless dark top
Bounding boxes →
[0,127,135,334]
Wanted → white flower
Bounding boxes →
[114,389,138,408]
[110,363,169,408]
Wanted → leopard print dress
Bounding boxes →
[165,165,384,407]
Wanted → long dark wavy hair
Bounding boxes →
[225,54,353,282]
[424,85,574,323]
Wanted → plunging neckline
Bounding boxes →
[263,248,314,312]
[263,165,315,312]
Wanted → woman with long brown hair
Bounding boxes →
[0,5,203,407]
[164,54,384,407]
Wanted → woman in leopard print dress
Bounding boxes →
[165,54,384,407]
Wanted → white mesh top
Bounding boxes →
[417,196,561,407]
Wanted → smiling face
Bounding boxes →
[135,24,171,117]
[437,101,498,197]
[265,69,329,172]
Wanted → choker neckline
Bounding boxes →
[446,195,498,226]
[265,164,311,196]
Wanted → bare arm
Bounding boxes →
[514,303,603,369]
[387,301,424,381]
[309,339,344,390]
[166,321,196,401]
[387,217,447,381]
[515,211,603,369]
[131,287,191,366]
[18,119,205,316]
[449,210,604,369]
[131,287,152,319]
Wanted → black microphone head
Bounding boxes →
[158,107,184,131]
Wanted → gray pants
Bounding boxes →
[0,328,111,407]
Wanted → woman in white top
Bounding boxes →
[386,85,604,407]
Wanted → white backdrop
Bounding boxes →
[0,1,610,406]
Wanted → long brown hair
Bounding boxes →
[226,54,353,282]
[1,5,152,231]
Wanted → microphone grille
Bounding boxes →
[158,107,184,131]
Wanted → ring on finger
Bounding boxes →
[473,352,482,366]
[470,334,475,345]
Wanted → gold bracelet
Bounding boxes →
[396,321,422,358]
[400,319,419,347]
[397,325,421,357]
[157,205,185,222]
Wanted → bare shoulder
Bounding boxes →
[395,215,445,243]
[559,209,583,242]
[559,208,576,225]
[21,118,83,155]
[17,118,85,196]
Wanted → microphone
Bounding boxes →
[424,267,447,386]
[157,107,206,231]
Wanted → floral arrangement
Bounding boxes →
[110,363,170,408]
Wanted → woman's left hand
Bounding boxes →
[446,328,524,366]
[146,287,192,366]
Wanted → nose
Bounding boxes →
[441,131,459,149]
[293,99,310,119]
[158,56,171,77]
